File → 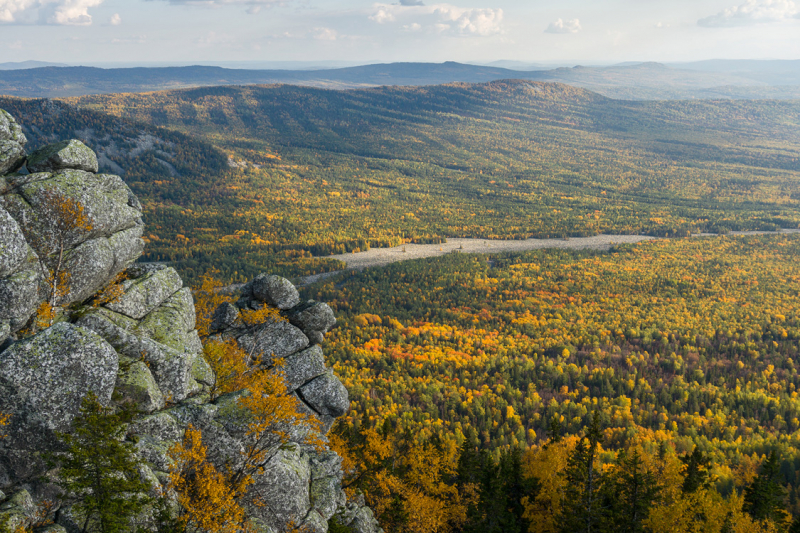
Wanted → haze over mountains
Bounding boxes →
[1,60,799,100]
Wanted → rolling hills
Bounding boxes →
[2,80,800,284]
[1,61,799,100]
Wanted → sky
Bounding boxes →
[0,0,799,66]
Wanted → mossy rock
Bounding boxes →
[0,141,25,176]
[115,360,165,413]
[135,288,195,352]
[105,267,183,320]
[26,140,98,174]
[0,109,27,144]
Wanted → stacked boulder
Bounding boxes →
[0,109,381,533]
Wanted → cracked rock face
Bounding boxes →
[0,109,381,533]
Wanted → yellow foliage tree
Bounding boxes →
[521,435,580,533]
[192,270,236,337]
[203,338,252,400]
[168,424,248,533]
[331,424,471,533]
[229,365,324,490]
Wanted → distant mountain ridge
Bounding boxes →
[0,60,68,70]
[1,60,799,100]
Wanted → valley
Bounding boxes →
[3,78,800,530]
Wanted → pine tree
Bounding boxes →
[788,514,800,533]
[546,415,562,448]
[680,448,713,494]
[743,450,787,523]
[605,449,660,533]
[52,394,150,533]
[557,411,605,533]
[457,446,536,533]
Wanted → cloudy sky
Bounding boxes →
[1,0,799,65]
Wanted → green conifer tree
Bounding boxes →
[605,449,661,533]
[557,410,606,533]
[52,394,151,533]
[680,448,713,494]
[743,451,787,523]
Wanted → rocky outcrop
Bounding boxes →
[0,110,27,176]
[0,109,382,533]
[26,140,99,174]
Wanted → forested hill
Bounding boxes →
[1,61,799,99]
[2,81,800,283]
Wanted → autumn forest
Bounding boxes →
[2,79,800,531]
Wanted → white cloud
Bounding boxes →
[0,0,38,22]
[0,0,103,24]
[545,18,581,34]
[109,12,120,25]
[313,27,337,40]
[369,6,394,23]
[369,2,503,36]
[698,0,799,27]
[158,0,287,10]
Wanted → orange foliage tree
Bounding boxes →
[168,425,249,533]
[171,274,325,531]
[192,270,235,337]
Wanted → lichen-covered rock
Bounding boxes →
[349,506,383,533]
[288,301,336,346]
[289,301,336,333]
[210,302,239,332]
[0,322,9,346]
[251,274,300,310]
[0,110,26,144]
[309,451,346,522]
[0,168,144,307]
[77,312,194,401]
[0,206,29,278]
[0,489,35,533]
[26,140,99,174]
[0,111,26,177]
[282,345,327,392]
[335,494,385,533]
[135,288,196,353]
[127,412,183,442]
[105,266,183,320]
[126,263,167,279]
[0,141,25,176]
[301,510,327,533]
[0,261,40,331]
[116,361,165,413]
[0,323,119,450]
[236,318,309,365]
[247,448,312,530]
[61,236,116,304]
[297,369,350,418]
[9,170,142,247]
[191,353,215,387]
[107,223,145,272]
